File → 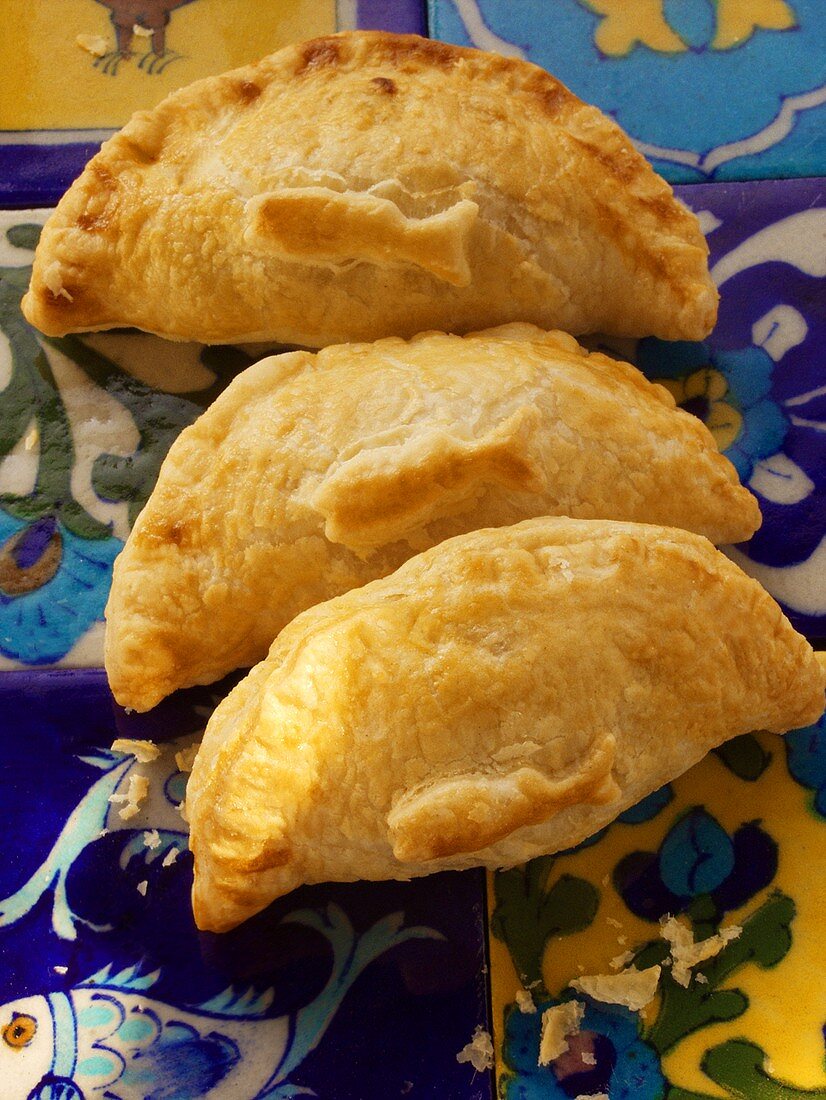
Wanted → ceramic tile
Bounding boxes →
[0,0,426,206]
[0,670,492,1099]
[630,177,826,640]
[427,0,826,183]
[0,209,266,669]
[489,722,826,1097]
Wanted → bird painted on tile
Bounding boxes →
[0,907,438,1100]
[93,0,197,59]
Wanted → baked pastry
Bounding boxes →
[104,325,760,711]
[186,517,825,931]
[23,31,716,345]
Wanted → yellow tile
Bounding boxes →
[2,0,337,131]
[489,735,826,1092]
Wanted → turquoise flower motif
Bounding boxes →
[613,808,777,923]
[502,995,665,1099]
[786,713,826,818]
[637,339,789,482]
[0,510,121,664]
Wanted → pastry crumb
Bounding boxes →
[178,799,189,824]
[609,949,634,971]
[515,988,536,1014]
[581,1051,597,1065]
[538,1001,584,1065]
[660,915,741,987]
[456,1025,494,1072]
[162,846,180,867]
[136,880,148,896]
[133,23,152,36]
[143,829,161,850]
[111,738,160,763]
[606,916,622,929]
[175,744,199,773]
[575,1093,608,1100]
[571,964,661,1011]
[24,426,39,451]
[42,261,73,301]
[53,965,68,975]
[109,774,149,821]
[76,33,108,57]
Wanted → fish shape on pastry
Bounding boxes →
[23,31,716,346]
[186,517,825,931]
[104,324,760,712]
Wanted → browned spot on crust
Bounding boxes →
[641,191,692,230]
[120,138,157,166]
[381,35,459,69]
[297,36,341,72]
[573,136,646,187]
[76,211,109,232]
[92,162,116,190]
[138,516,193,550]
[166,521,187,547]
[532,79,572,117]
[237,79,261,103]
[370,76,396,94]
[242,838,291,872]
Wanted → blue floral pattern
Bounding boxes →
[785,713,826,818]
[0,510,121,664]
[429,0,826,181]
[613,808,778,923]
[502,996,665,1100]
[638,339,789,482]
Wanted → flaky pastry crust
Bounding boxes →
[186,517,825,931]
[23,31,716,345]
[104,325,760,711]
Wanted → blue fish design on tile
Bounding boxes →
[0,736,196,940]
[0,905,437,1099]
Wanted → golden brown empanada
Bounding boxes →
[187,517,825,931]
[23,31,716,345]
[104,325,760,712]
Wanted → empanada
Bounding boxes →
[104,325,760,711]
[23,31,716,346]
[187,517,825,932]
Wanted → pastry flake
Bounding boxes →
[185,518,825,931]
[23,31,716,345]
[103,325,761,711]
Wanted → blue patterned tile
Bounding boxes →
[428,0,826,183]
[633,177,826,637]
[0,671,492,1099]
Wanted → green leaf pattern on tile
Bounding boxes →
[0,221,273,664]
[491,859,599,992]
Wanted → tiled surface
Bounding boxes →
[490,727,826,1098]
[633,177,826,640]
[1,4,825,1098]
[428,0,826,183]
[0,0,426,206]
[0,672,492,1099]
